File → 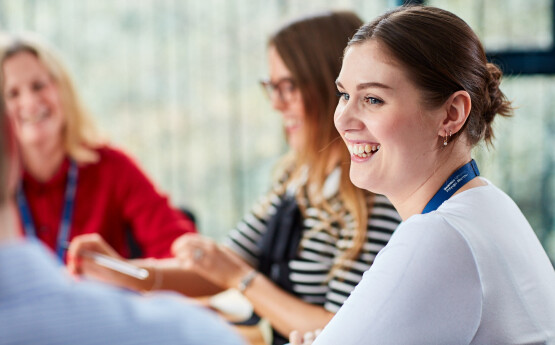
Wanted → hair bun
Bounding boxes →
[482,63,512,143]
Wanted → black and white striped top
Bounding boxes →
[226,167,401,312]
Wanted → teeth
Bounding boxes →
[20,107,49,124]
[284,118,300,127]
[348,143,381,158]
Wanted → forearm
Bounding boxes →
[132,258,225,296]
[242,273,334,336]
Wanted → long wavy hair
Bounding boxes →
[269,11,372,268]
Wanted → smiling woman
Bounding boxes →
[3,50,67,181]
[0,35,196,261]
[298,5,555,345]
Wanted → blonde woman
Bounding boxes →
[0,35,196,261]
[0,86,245,345]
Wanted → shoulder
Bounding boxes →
[378,213,482,302]
[393,213,478,267]
[95,145,138,165]
[83,145,144,174]
[399,212,464,242]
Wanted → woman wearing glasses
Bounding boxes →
[69,11,401,345]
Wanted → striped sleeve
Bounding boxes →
[225,184,285,267]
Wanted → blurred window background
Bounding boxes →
[0,0,553,262]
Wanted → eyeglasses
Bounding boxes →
[260,77,298,104]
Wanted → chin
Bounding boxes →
[349,169,370,191]
[287,136,304,153]
[350,167,387,195]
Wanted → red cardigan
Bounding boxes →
[18,146,196,259]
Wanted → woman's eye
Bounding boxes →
[5,90,18,100]
[31,81,47,92]
[364,96,383,105]
[336,91,350,101]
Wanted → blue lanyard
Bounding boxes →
[16,160,79,261]
[422,159,480,214]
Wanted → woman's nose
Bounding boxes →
[18,90,40,113]
[334,102,354,132]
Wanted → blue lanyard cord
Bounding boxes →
[421,159,480,214]
[16,160,79,261]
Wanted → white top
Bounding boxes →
[0,240,245,345]
[314,179,555,345]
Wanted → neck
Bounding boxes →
[21,145,66,182]
[0,202,18,242]
[392,146,475,220]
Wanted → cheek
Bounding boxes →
[294,98,307,121]
[365,115,401,143]
[48,88,63,110]
[379,113,420,145]
[5,100,18,118]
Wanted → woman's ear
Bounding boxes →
[438,90,471,136]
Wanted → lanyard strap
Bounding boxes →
[422,159,479,214]
[16,160,79,261]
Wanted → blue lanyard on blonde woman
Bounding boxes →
[16,160,79,261]
[422,159,480,214]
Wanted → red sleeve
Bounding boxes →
[109,148,196,258]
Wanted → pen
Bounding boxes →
[81,250,150,280]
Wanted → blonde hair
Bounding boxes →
[0,34,103,164]
[0,95,8,205]
[269,12,371,270]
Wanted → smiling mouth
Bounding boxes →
[19,107,49,124]
[283,118,301,128]
[347,143,381,158]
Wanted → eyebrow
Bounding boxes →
[335,80,392,91]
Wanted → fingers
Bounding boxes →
[303,331,316,345]
[66,233,120,275]
[171,234,217,268]
[289,330,303,345]
[170,235,249,288]
[171,233,203,258]
[288,329,321,345]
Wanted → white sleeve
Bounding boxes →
[313,216,482,345]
